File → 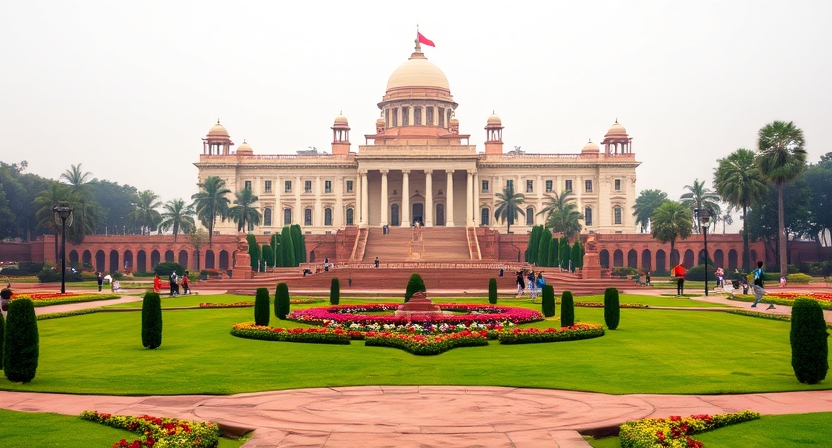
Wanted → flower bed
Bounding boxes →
[200,302,254,308]
[498,324,604,344]
[730,292,832,310]
[12,292,121,307]
[288,303,544,327]
[574,302,648,308]
[619,411,760,448]
[324,320,506,335]
[80,411,219,448]
[364,329,489,355]
[231,323,351,344]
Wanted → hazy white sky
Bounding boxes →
[2,0,830,228]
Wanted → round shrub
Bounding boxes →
[3,299,39,383]
[541,284,555,317]
[561,291,575,327]
[405,273,426,303]
[488,278,497,304]
[141,292,163,349]
[786,273,813,284]
[330,278,341,305]
[254,287,270,326]
[790,298,829,384]
[604,287,620,330]
[275,283,290,320]
[683,264,717,282]
[153,262,185,277]
[36,268,82,283]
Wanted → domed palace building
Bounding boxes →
[195,39,639,248]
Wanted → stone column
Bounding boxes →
[314,176,322,228]
[445,169,454,226]
[473,171,479,226]
[401,169,411,226]
[466,170,474,226]
[380,169,389,226]
[355,173,361,226]
[425,169,433,227]
[360,170,369,228]
[335,176,343,228]
[295,176,302,226]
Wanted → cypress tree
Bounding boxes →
[254,287,270,326]
[141,292,163,349]
[299,230,307,263]
[537,228,551,266]
[291,224,305,264]
[527,225,541,263]
[559,237,570,269]
[280,226,296,267]
[604,287,620,330]
[270,233,280,269]
[261,244,274,272]
[246,234,259,270]
[578,240,585,268]
[330,277,341,305]
[0,311,5,370]
[560,291,575,327]
[541,284,555,317]
[275,282,290,319]
[548,235,558,267]
[405,273,426,302]
[488,278,498,304]
[790,298,829,384]
[2,299,38,383]
[570,241,582,272]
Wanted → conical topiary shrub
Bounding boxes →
[3,299,39,382]
[541,284,555,317]
[790,298,829,384]
[254,287,270,326]
[560,291,575,327]
[488,278,498,304]
[275,282,290,319]
[330,277,341,305]
[0,311,5,370]
[405,273,426,302]
[141,292,163,349]
[604,287,620,330]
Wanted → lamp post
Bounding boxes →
[695,207,712,297]
[53,205,74,294]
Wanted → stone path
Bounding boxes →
[1,284,830,446]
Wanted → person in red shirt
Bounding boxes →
[672,263,686,296]
[153,274,161,293]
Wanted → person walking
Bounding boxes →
[672,263,686,296]
[169,271,178,297]
[153,274,161,293]
[97,272,104,292]
[515,270,525,296]
[1,283,12,316]
[751,261,773,309]
[527,270,537,300]
[374,256,379,268]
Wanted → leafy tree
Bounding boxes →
[651,201,693,266]
[129,190,162,236]
[756,120,807,278]
[188,229,207,271]
[804,153,832,245]
[228,188,262,232]
[747,180,813,263]
[88,179,140,235]
[632,189,668,233]
[0,184,15,240]
[190,176,231,245]
[680,179,721,233]
[493,182,525,234]
[538,191,582,238]
[59,163,98,243]
[158,199,195,242]
[2,299,39,383]
[33,183,76,261]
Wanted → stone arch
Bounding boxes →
[95,250,105,273]
[109,250,119,274]
[750,249,758,265]
[436,203,445,226]
[698,249,707,265]
[137,250,147,273]
[309,250,316,263]
[599,249,610,268]
[525,206,534,226]
[389,204,398,227]
[205,250,215,269]
[82,250,92,269]
[641,249,652,271]
[684,249,695,267]
[219,250,230,270]
[178,250,189,269]
[670,249,680,267]
[627,249,638,268]
[656,249,667,273]
[613,249,624,267]
[150,250,161,269]
[164,250,175,263]
[728,249,738,272]
[123,250,134,274]
[481,208,490,226]
[346,208,355,226]
[714,249,724,269]
[69,250,79,268]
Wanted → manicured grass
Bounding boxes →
[1,296,830,396]
[576,293,733,308]
[0,409,246,448]
[586,412,832,448]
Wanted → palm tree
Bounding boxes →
[680,179,721,233]
[128,190,162,235]
[60,163,97,242]
[493,182,525,234]
[159,199,196,242]
[721,209,733,234]
[756,120,807,278]
[33,182,76,262]
[228,188,262,232]
[60,163,93,191]
[190,176,231,244]
[713,148,768,271]
[537,190,582,239]
[632,189,668,233]
[651,200,693,267]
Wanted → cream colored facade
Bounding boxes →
[194,41,640,236]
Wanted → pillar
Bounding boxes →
[360,170,369,228]
[473,171,479,226]
[446,169,454,226]
[466,170,474,226]
[401,169,410,226]
[425,169,433,227]
[380,169,389,226]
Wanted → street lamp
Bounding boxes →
[53,204,74,294]
[695,207,712,297]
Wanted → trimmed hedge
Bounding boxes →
[275,283,290,319]
[0,311,4,370]
[560,291,575,327]
[488,278,497,304]
[330,277,340,305]
[405,273,426,302]
[254,287,270,326]
[498,323,604,344]
[3,299,39,383]
[604,287,620,330]
[790,298,829,384]
[141,293,163,349]
[541,284,555,317]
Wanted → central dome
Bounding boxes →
[386,51,450,91]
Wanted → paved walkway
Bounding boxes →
[2,284,831,447]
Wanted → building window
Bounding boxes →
[284,181,292,193]
[585,207,592,226]
[526,180,534,193]
[506,179,514,190]
[615,179,622,191]
[324,180,332,194]
[346,180,354,192]
[585,180,592,193]
[481,208,490,226]
[385,109,390,128]
[392,108,398,127]
[565,180,573,192]
[244,180,252,191]
[427,107,434,125]
[481,180,489,193]
[545,180,553,192]
[525,207,534,226]
[346,208,354,225]
[304,180,312,193]
[304,208,313,226]
[614,206,622,225]
[264,180,272,193]
[264,208,272,226]
[402,107,409,126]
[283,208,292,225]
[414,107,422,125]
[324,208,332,226]
[439,107,445,127]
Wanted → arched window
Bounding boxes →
[614,206,622,225]
[324,208,332,226]
[414,106,422,125]
[525,206,534,226]
[263,208,272,226]
[304,208,313,226]
[346,208,354,226]
[481,208,490,226]
[585,207,593,226]
[283,208,292,226]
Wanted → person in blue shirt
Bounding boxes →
[750,261,773,309]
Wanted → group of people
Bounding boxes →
[153,271,191,296]
[515,269,546,298]
[671,261,774,310]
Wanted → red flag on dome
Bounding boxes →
[417,32,435,47]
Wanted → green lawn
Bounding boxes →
[0,409,246,448]
[1,295,829,396]
[586,412,832,448]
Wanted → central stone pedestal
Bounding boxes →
[582,253,602,280]
[396,292,442,316]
